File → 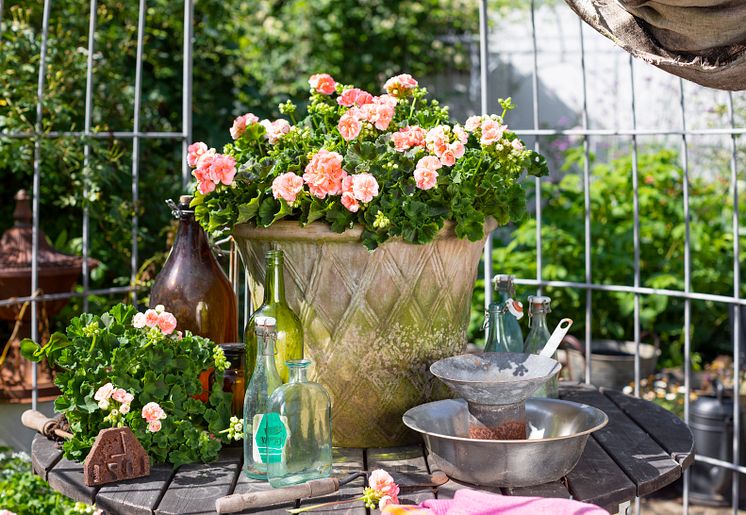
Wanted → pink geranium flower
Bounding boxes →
[186,142,208,167]
[133,312,147,328]
[112,388,128,403]
[309,73,336,95]
[337,88,374,108]
[142,402,167,423]
[414,156,442,191]
[464,115,482,132]
[302,150,346,199]
[338,112,362,141]
[512,139,524,151]
[391,126,426,152]
[340,176,359,213]
[94,382,114,401]
[229,113,259,140]
[383,73,418,98]
[426,126,450,157]
[157,311,177,335]
[144,309,159,328]
[351,173,379,203]
[207,154,237,186]
[480,119,507,145]
[272,172,305,204]
[148,420,162,433]
[260,119,292,144]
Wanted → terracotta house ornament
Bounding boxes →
[83,427,150,486]
[563,0,746,91]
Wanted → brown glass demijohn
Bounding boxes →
[149,195,238,344]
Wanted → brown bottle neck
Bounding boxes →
[173,212,212,256]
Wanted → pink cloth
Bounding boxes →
[383,488,610,515]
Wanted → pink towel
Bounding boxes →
[382,488,610,515]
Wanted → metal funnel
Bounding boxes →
[430,352,561,406]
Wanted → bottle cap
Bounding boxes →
[492,274,514,286]
[527,295,551,314]
[254,316,277,327]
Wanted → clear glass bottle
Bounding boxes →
[524,295,557,398]
[484,275,524,353]
[243,316,283,479]
[266,359,332,487]
[245,250,303,384]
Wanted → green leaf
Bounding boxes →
[20,339,41,362]
[236,196,260,224]
[257,196,276,226]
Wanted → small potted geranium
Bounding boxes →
[189,73,547,447]
[21,304,232,466]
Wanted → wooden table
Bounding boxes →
[31,384,693,515]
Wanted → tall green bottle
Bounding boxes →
[245,250,303,383]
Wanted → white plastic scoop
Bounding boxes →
[539,318,573,358]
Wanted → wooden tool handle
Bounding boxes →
[22,410,56,435]
[21,410,72,439]
[215,477,340,514]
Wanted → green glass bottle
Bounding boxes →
[484,274,524,353]
[524,295,557,398]
[266,359,332,487]
[243,316,283,479]
[245,250,303,383]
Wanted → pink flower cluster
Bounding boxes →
[337,95,397,141]
[309,73,336,95]
[464,115,512,147]
[94,382,134,414]
[187,142,237,194]
[260,119,292,145]
[337,88,374,108]
[141,401,167,433]
[133,305,177,335]
[230,112,259,140]
[302,149,347,199]
[272,172,304,204]
[414,156,441,191]
[425,125,466,167]
[391,125,426,152]
[368,469,400,508]
[383,73,418,98]
[341,173,379,213]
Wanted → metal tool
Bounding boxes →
[539,318,574,358]
[403,397,607,487]
[215,471,447,513]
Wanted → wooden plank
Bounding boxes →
[47,455,98,504]
[503,481,572,499]
[295,448,366,514]
[564,436,636,513]
[604,389,695,469]
[367,445,436,505]
[560,385,681,496]
[230,473,295,515]
[31,434,62,480]
[155,447,241,515]
[95,464,174,515]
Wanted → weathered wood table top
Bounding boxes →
[31,384,693,515]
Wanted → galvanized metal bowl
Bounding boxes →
[403,397,608,487]
[429,353,561,406]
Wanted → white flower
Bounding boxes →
[132,312,147,328]
[155,304,165,314]
[94,382,114,401]
[98,399,110,410]
[120,403,130,415]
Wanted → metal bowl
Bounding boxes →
[430,353,561,406]
[403,397,608,487]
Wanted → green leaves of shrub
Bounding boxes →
[21,304,232,467]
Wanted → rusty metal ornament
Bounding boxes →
[83,427,150,486]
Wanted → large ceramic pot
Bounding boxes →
[233,219,494,447]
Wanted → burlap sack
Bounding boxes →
[564,0,746,91]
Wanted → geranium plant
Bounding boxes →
[189,73,547,250]
[21,304,232,467]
